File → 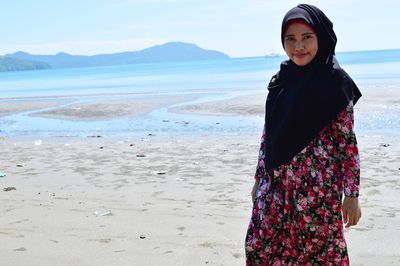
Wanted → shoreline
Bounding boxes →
[1,83,399,127]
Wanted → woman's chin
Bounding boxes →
[292,57,312,66]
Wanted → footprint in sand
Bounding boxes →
[199,241,216,248]
[232,252,242,259]
[152,191,164,197]
[367,189,381,196]
[87,238,112,243]
[9,219,29,225]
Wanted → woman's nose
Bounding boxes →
[294,41,304,50]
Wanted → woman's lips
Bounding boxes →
[294,53,308,58]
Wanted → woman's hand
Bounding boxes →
[342,196,362,228]
[251,180,260,202]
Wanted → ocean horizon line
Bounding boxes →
[2,45,400,59]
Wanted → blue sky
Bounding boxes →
[1,0,399,57]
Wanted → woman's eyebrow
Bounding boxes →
[284,32,315,37]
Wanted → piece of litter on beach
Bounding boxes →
[379,143,390,147]
[93,210,112,217]
[16,164,25,167]
[99,146,104,149]
[176,177,184,182]
[193,162,199,165]
[129,144,135,147]
[3,187,16,192]
[148,133,156,136]
[0,172,6,177]
[157,172,166,175]
[162,119,170,122]
[34,140,42,146]
[87,135,103,138]
[139,234,146,239]
[136,154,146,158]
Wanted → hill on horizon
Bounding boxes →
[0,56,50,72]
[2,42,230,71]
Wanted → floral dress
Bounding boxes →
[245,102,360,266]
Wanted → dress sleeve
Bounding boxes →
[333,101,360,197]
[254,125,266,182]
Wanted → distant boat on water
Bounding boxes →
[265,49,281,58]
[265,53,280,58]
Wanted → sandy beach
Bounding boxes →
[171,94,266,117]
[1,92,400,266]
[0,99,70,117]
[0,94,194,121]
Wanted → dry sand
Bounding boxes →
[0,92,400,265]
[0,136,258,266]
[0,133,399,265]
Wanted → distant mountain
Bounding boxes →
[3,42,230,70]
[0,56,51,72]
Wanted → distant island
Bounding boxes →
[0,42,230,72]
[0,56,51,72]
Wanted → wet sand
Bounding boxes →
[171,94,265,117]
[0,99,69,117]
[29,95,194,121]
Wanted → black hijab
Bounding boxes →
[263,4,362,170]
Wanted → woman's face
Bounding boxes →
[283,22,318,66]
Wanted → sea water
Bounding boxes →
[0,49,399,137]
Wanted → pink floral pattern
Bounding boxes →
[246,102,360,265]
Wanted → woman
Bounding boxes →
[245,4,362,265]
